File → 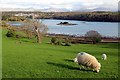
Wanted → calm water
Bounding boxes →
[7,22,24,26]
[42,19,118,37]
[8,19,118,37]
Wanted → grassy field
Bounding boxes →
[2,29,118,78]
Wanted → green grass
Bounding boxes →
[2,29,118,78]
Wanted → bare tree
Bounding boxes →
[22,19,48,43]
[85,30,101,44]
[21,20,34,39]
[33,20,48,43]
[6,14,48,43]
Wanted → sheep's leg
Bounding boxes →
[81,65,85,69]
[79,65,85,70]
[79,65,82,70]
[84,66,89,70]
[79,64,84,70]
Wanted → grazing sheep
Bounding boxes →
[75,52,101,72]
[102,54,107,60]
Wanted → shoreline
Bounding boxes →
[41,18,120,23]
[46,33,119,38]
[46,33,120,43]
[1,27,119,43]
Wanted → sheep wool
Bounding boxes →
[76,52,101,72]
[102,54,107,60]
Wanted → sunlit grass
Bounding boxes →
[2,29,118,78]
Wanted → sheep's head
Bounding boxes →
[95,63,101,73]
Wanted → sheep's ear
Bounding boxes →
[95,65,98,68]
[91,64,97,68]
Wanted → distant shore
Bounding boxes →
[2,11,120,22]
[46,33,119,43]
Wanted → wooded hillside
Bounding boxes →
[2,11,119,22]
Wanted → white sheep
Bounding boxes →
[102,54,107,60]
[75,52,101,72]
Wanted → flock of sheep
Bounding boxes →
[74,52,107,73]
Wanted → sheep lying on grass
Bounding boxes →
[74,52,101,72]
[102,53,107,60]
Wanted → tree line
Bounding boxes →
[51,12,119,22]
[2,11,119,22]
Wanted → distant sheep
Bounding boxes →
[74,52,101,72]
[102,54,107,60]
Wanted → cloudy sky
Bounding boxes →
[1,0,119,11]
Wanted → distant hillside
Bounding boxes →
[50,12,119,22]
[2,12,119,22]
[36,12,119,22]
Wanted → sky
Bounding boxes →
[0,0,119,11]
